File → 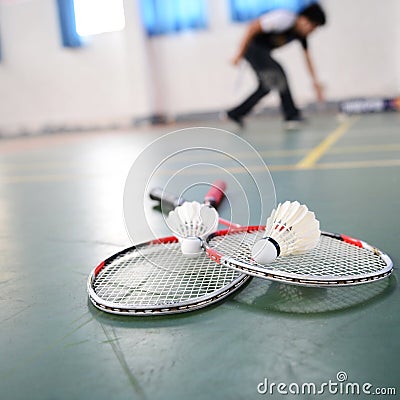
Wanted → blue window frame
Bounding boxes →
[56,0,82,48]
[229,0,318,22]
[56,0,126,47]
[139,0,207,36]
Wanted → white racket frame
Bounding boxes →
[87,236,251,316]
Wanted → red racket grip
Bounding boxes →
[204,180,226,208]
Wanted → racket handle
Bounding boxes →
[204,180,226,208]
[149,187,185,209]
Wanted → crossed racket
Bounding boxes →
[87,181,393,316]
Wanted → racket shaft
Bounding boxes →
[149,181,238,228]
[149,187,185,209]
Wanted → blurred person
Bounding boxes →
[226,3,326,129]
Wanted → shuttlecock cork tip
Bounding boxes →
[251,237,280,264]
[180,237,203,258]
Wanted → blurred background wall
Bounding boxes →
[0,0,399,135]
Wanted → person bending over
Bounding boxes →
[226,3,326,129]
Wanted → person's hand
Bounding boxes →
[231,54,242,66]
[314,82,325,102]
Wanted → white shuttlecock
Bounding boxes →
[251,201,320,265]
[166,201,219,257]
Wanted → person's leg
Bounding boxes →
[277,74,301,121]
[226,43,271,126]
[227,81,270,121]
[261,56,301,121]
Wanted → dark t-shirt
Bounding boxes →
[253,28,308,51]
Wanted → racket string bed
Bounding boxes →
[95,246,181,304]
[206,229,392,286]
[88,239,250,315]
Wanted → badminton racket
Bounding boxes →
[205,227,393,287]
[87,181,250,316]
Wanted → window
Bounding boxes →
[229,0,318,22]
[74,0,125,36]
[56,0,125,48]
[139,0,207,36]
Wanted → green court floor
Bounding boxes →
[1,112,399,399]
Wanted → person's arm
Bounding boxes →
[232,20,262,65]
[303,48,324,102]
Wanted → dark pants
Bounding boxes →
[228,43,300,121]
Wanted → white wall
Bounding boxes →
[0,0,399,135]
[309,0,399,100]
[0,0,152,134]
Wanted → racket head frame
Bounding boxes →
[87,236,251,316]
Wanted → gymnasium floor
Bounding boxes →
[1,112,399,399]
